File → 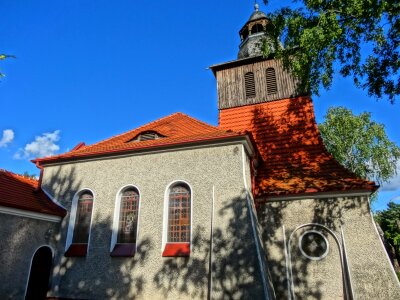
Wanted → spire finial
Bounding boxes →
[254,2,259,12]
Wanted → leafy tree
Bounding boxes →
[375,201,400,278]
[319,107,400,187]
[262,0,400,102]
[0,54,15,78]
[22,171,38,180]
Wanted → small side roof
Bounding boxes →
[0,169,66,217]
[34,112,254,165]
[209,55,265,76]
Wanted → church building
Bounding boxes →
[1,5,399,299]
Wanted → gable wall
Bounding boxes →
[258,196,400,299]
[0,213,60,299]
[41,144,270,299]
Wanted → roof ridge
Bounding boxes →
[179,113,226,132]
[0,169,38,185]
[72,112,186,153]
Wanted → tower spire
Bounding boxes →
[238,3,271,59]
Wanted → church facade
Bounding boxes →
[1,5,400,299]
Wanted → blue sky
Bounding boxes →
[1,1,399,211]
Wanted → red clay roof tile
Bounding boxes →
[0,169,66,217]
[34,112,247,164]
[219,97,378,198]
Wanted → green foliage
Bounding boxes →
[319,107,400,186]
[375,202,400,255]
[22,171,38,180]
[263,0,400,102]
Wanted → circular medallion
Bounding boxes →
[299,230,329,260]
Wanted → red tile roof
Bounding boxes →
[0,169,66,217]
[219,97,378,198]
[34,112,248,164]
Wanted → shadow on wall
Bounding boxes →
[251,97,361,196]
[251,99,362,299]
[43,168,264,298]
[51,213,153,298]
[154,194,264,299]
[258,198,359,299]
[42,167,151,298]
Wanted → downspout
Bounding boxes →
[241,145,270,299]
[208,185,215,300]
[250,156,259,209]
[34,161,44,192]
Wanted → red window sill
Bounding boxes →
[64,243,87,257]
[162,243,190,257]
[110,243,136,257]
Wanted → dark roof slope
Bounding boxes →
[0,169,66,217]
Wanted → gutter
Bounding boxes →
[33,134,255,166]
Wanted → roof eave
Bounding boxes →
[35,133,255,166]
[209,55,266,76]
[255,187,378,203]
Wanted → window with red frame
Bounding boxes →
[168,184,191,243]
[72,192,93,243]
[117,188,139,243]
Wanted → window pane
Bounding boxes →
[117,188,139,243]
[72,192,93,243]
[168,184,191,242]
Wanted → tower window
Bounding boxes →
[251,23,264,35]
[266,68,277,95]
[244,72,256,99]
[241,28,249,41]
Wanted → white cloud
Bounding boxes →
[0,129,14,147]
[14,130,61,159]
[381,162,400,191]
[390,195,400,203]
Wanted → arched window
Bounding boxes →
[65,190,94,257]
[162,182,191,257]
[266,67,277,95]
[241,27,249,41]
[244,72,256,99]
[118,188,139,243]
[111,186,140,257]
[251,23,264,35]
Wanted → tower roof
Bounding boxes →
[238,4,272,59]
[247,4,268,22]
[219,97,378,198]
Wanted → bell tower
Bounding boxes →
[210,4,302,113]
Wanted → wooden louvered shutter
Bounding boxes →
[244,72,256,99]
[266,68,277,95]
